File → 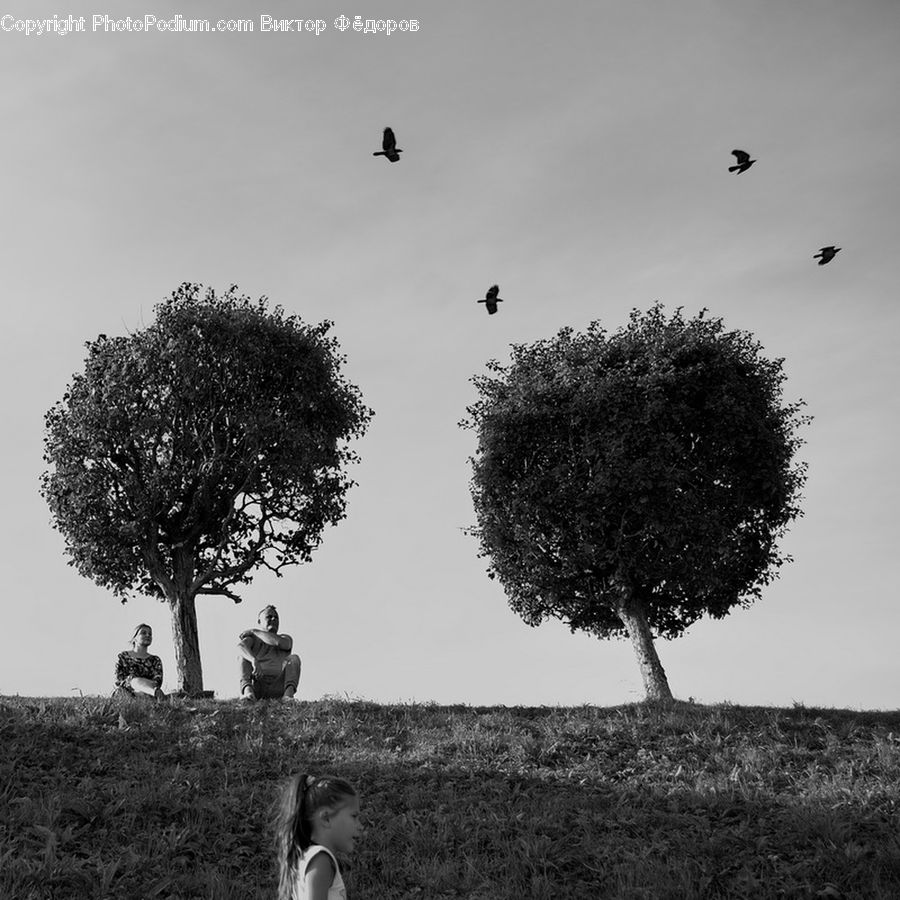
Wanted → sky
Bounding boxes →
[1,0,898,708]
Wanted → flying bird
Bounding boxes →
[813,246,841,265]
[478,284,503,315]
[373,126,402,163]
[728,149,756,174]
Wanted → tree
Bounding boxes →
[41,283,373,695]
[461,304,810,701]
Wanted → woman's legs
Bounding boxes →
[130,676,166,700]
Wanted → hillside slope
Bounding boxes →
[1,697,899,899]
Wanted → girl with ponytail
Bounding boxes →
[274,773,361,900]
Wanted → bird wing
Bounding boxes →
[383,128,396,153]
[731,149,750,164]
[486,284,499,301]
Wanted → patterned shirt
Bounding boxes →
[115,652,163,692]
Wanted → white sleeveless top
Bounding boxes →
[293,845,346,900]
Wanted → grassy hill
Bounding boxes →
[1,696,899,899]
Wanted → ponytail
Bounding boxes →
[274,772,357,900]
[296,773,314,850]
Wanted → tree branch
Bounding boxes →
[191,496,271,591]
[142,523,176,600]
[195,585,243,603]
[189,466,259,593]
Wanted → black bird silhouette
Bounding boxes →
[728,149,756,174]
[813,246,841,265]
[373,127,402,163]
[478,284,503,315]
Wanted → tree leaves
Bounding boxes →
[463,303,811,646]
[40,284,373,689]
[42,284,372,606]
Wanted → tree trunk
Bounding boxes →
[615,595,674,702]
[168,590,204,695]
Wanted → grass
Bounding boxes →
[1,696,899,899]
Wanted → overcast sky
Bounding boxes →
[1,0,898,707]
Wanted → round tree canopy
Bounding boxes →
[41,283,373,605]
[463,304,810,642]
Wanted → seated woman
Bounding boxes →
[115,624,167,700]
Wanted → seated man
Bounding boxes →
[238,605,301,701]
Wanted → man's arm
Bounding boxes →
[238,632,260,662]
[243,629,292,652]
[276,632,293,652]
